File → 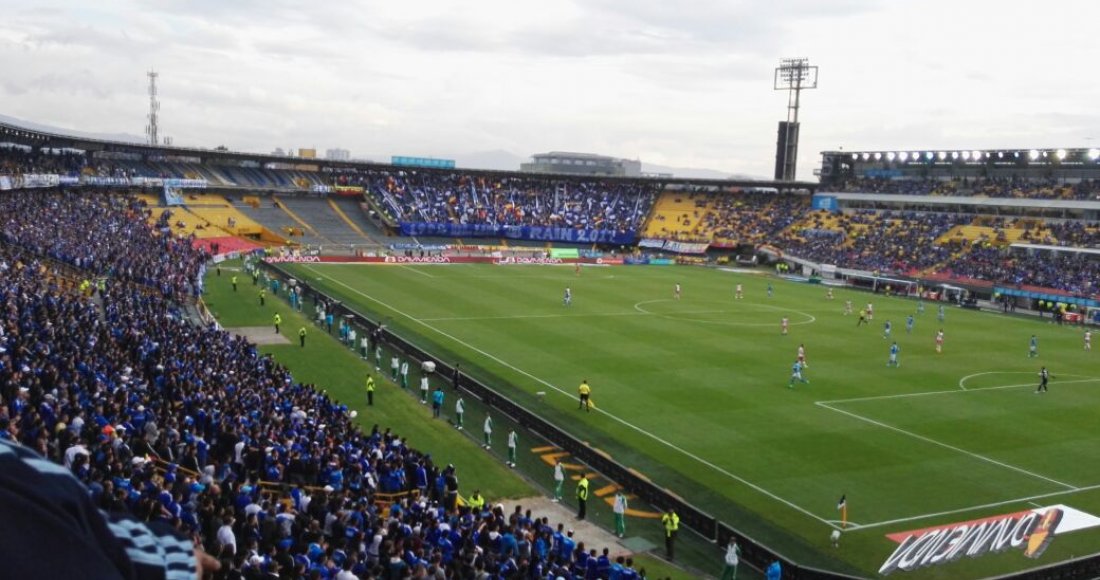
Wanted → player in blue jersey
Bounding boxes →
[883,320,892,339]
[888,341,900,367]
[905,314,915,334]
[937,304,945,322]
[788,360,809,388]
[1029,335,1038,358]
[563,286,572,306]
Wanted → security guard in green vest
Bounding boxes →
[468,490,485,512]
[576,473,590,520]
[365,375,375,406]
[259,288,266,306]
[231,275,237,292]
[662,508,680,561]
[298,326,307,347]
[273,313,281,334]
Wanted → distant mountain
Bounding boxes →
[640,162,766,181]
[0,114,144,144]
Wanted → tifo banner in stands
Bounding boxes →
[812,194,839,212]
[264,255,630,266]
[398,222,637,244]
[637,238,709,254]
[879,504,1100,575]
[21,174,61,188]
[333,185,365,196]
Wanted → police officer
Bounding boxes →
[298,326,306,347]
[231,275,237,291]
[273,313,281,334]
[661,508,680,560]
[576,473,590,520]
[365,375,375,406]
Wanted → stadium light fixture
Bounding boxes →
[997,151,1004,159]
[898,152,909,162]
[851,153,858,160]
[950,151,959,160]
[886,152,896,161]
[873,152,882,160]
[1028,149,1040,160]
[1056,148,1067,160]
[861,153,870,161]
[961,151,971,160]
[937,151,946,160]
[972,150,982,160]
[1089,148,1100,160]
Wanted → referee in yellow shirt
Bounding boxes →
[578,380,591,412]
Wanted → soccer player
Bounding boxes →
[797,344,807,367]
[552,459,565,502]
[735,284,744,300]
[578,379,592,412]
[483,414,493,448]
[826,288,835,300]
[400,360,409,389]
[454,396,465,430]
[844,300,853,315]
[767,283,773,297]
[575,262,581,277]
[420,375,430,404]
[905,314,915,334]
[888,341,900,367]
[883,320,892,339]
[390,355,400,381]
[917,299,926,315]
[563,286,572,307]
[374,345,382,372]
[866,303,874,320]
[788,360,809,388]
[507,429,518,467]
[1029,335,1039,358]
[431,385,444,419]
[1085,330,1092,351]
[937,304,945,323]
[935,329,944,354]
[1036,367,1051,393]
[613,492,629,538]
[781,317,789,335]
[856,309,868,327]
[674,283,681,300]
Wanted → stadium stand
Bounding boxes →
[0,188,640,579]
[821,176,1100,200]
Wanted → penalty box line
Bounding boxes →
[304,265,846,532]
[817,377,1100,531]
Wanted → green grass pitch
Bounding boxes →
[280,262,1100,578]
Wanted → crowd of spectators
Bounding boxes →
[348,170,661,234]
[936,247,1100,296]
[822,177,1100,200]
[700,193,807,245]
[0,190,206,300]
[0,190,644,579]
[776,210,963,274]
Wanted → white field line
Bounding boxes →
[851,480,1100,531]
[396,265,436,278]
[957,370,1038,390]
[818,376,1100,406]
[304,265,844,531]
[816,400,1078,491]
[420,312,645,322]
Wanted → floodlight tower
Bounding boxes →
[145,70,160,146]
[773,57,818,181]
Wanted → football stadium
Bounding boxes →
[2,4,1100,580]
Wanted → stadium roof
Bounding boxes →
[824,192,1100,211]
[0,119,818,190]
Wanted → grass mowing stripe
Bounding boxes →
[303,263,846,532]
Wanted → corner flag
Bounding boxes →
[837,494,848,529]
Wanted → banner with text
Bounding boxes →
[398,222,637,244]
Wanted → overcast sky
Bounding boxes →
[0,0,1098,179]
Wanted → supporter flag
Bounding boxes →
[837,494,848,528]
